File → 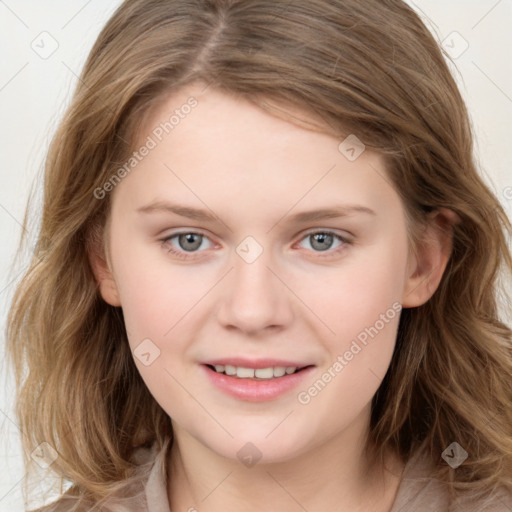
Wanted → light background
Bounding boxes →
[1,1,511,510]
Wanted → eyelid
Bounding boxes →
[159,228,216,245]
[293,229,352,255]
[159,228,353,259]
[160,229,217,250]
[158,231,210,262]
[299,226,353,240]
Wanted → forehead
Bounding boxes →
[112,84,401,224]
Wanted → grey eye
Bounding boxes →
[177,233,204,251]
[308,233,334,251]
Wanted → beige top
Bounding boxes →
[33,440,512,512]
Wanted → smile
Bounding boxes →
[201,363,315,402]
[208,364,302,379]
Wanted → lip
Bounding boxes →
[202,357,311,369]
[201,363,316,402]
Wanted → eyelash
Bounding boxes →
[159,230,352,260]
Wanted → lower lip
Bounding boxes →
[201,364,315,402]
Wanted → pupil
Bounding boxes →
[180,233,201,251]
[312,233,332,251]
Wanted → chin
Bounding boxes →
[201,428,311,466]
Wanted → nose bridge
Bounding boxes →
[216,235,291,333]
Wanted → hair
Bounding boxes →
[6,0,512,509]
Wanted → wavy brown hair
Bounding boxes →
[6,0,512,509]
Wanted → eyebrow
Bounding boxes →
[137,200,376,223]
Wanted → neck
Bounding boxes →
[166,407,405,512]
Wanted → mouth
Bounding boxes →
[200,361,316,402]
[204,363,312,380]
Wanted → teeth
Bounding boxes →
[225,365,236,376]
[255,367,273,379]
[273,367,286,377]
[237,367,255,378]
[211,365,299,379]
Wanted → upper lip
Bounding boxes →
[202,358,313,369]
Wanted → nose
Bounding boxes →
[216,245,293,335]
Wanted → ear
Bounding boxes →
[87,223,122,307]
[402,208,460,308]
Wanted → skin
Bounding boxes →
[90,82,456,512]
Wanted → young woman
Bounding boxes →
[6,1,512,510]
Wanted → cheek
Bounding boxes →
[112,248,198,411]
[110,230,200,335]
[307,237,407,342]
[303,235,407,390]
[303,238,407,413]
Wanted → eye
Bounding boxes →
[159,229,352,261]
[296,230,351,257]
[160,232,214,260]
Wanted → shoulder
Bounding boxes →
[29,440,167,512]
[28,492,86,512]
[28,484,146,512]
[452,486,512,511]
[391,442,512,512]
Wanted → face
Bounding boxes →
[94,83,426,464]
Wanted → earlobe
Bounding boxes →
[87,225,122,307]
[402,208,460,308]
